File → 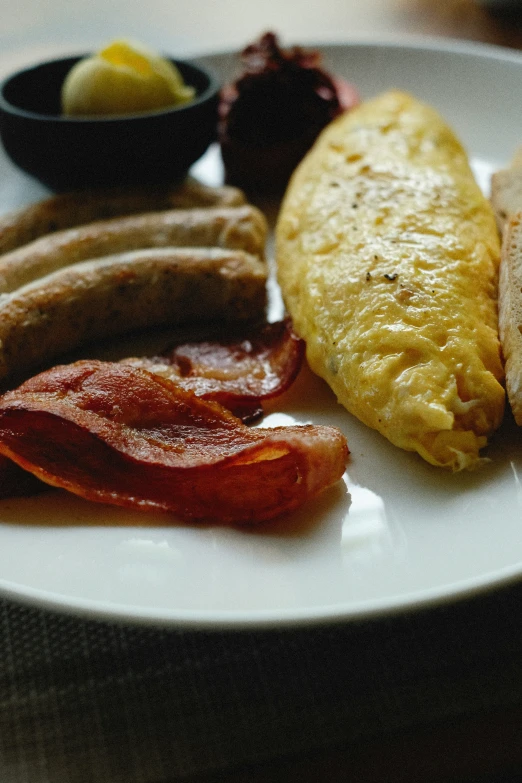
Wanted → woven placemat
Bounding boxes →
[2,581,522,783]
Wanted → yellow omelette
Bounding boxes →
[276,90,504,470]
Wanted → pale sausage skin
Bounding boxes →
[0,248,267,388]
[0,178,246,256]
[0,205,268,293]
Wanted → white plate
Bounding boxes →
[1,38,522,629]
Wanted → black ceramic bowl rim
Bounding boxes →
[0,54,220,123]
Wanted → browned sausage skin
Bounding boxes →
[0,205,267,293]
[0,177,246,256]
[0,248,268,387]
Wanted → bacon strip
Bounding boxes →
[0,361,348,524]
[122,318,305,422]
[0,454,48,498]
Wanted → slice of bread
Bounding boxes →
[491,146,522,234]
[511,147,522,168]
[499,211,522,424]
[491,168,522,234]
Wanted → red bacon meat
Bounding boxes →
[123,318,305,422]
[0,360,348,524]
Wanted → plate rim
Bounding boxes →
[194,32,522,66]
[2,556,522,629]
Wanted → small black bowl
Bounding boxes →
[0,55,220,191]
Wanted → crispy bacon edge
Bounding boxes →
[0,360,348,524]
[123,318,305,423]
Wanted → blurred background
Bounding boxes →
[1,0,522,76]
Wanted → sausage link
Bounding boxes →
[0,247,267,387]
[0,205,267,293]
[0,177,246,256]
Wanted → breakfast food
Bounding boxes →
[0,205,268,293]
[276,90,505,470]
[498,212,522,424]
[219,32,358,193]
[0,454,47,498]
[0,178,246,256]
[62,39,195,116]
[0,360,348,522]
[0,151,349,523]
[0,180,268,387]
[0,248,267,387]
[123,317,305,422]
[491,147,522,234]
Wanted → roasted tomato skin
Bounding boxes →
[219,32,359,193]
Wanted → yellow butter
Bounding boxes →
[61,39,195,116]
[276,90,504,470]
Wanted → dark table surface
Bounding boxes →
[3,575,522,783]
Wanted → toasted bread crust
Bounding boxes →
[499,212,522,424]
[491,168,522,234]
